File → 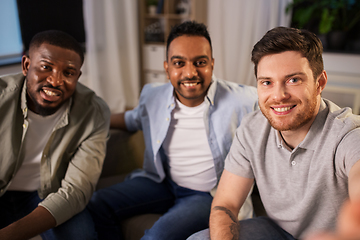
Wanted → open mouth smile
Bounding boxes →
[271,105,296,113]
[43,89,60,96]
[40,87,62,102]
[182,82,199,87]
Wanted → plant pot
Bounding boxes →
[148,5,157,15]
[317,34,328,50]
[327,31,347,51]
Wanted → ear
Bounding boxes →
[21,55,30,76]
[164,61,170,79]
[211,58,215,71]
[317,70,327,95]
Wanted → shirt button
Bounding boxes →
[156,140,160,144]
[291,161,296,166]
[166,118,169,121]
[170,104,174,107]
[23,123,26,128]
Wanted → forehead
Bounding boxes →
[29,43,82,68]
[167,35,211,59]
[257,51,310,76]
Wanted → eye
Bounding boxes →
[288,78,300,84]
[195,60,207,67]
[64,70,75,77]
[173,61,184,67]
[260,80,271,86]
[41,65,51,70]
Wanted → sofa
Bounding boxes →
[96,129,266,240]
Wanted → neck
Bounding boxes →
[280,113,317,149]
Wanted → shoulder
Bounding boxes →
[324,99,360,132]
[236,110,273,147]
[73,82,111,119]
[211,78,258,112]
[141,82,172,95]
[0,73,24,94]
[241,110,268,129]
[138,82,173,103]
[214,78,258,102]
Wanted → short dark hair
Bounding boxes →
[251,27,323,79]
[166,21,212,60]
[29,30,85,65]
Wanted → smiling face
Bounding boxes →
[164,35,214,107]
[257,51,327,133]
[22,43,82,116]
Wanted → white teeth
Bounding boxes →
[43,89,58,96]
[273,106,291,112]
[183,82,197,87]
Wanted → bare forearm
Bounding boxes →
[110,112,127,130]
[0,206,56,240]
[210,205,240,240]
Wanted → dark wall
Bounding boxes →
[16,0,86,53]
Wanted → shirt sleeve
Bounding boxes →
[224,125,255,179]
[335,128,360,177]
[124,84,154,132]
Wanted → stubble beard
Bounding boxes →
[259,92,319,132]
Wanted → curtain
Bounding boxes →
[81,0,140,113]
[207,0,292,86]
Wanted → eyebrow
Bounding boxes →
[284,72,306,78]
[40,59,54,65]
[257,72,306,81]
[40,59,78,71]
[170,55,210,61]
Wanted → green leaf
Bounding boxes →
[319,8,335,34]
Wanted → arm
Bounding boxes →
[0,206,56,240]
[210,169,254,240]
[110,112,127,130]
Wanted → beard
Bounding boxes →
[259,92,319,132]
[26,83,64,116]
[30,100,63,116]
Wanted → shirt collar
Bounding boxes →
[205,75,217,106]
[21,79,28,118]
[298,99,328,151]
[274,99,327,152]
[167,75,217,109]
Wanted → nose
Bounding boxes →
[272,84,290,102]
[182,63,198,79]
[46,71,64,87]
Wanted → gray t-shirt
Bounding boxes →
[225,99,360,239]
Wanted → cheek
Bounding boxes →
[257,89,267,101]
[200,67,212,78]
[168,69,181,80]
[64,82,77,95]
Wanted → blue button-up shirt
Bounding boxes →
[125,76,258,185]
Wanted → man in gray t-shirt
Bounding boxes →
[188,27,360,240]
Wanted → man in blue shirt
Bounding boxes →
[88,21,258,240]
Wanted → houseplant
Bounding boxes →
[286,0,360,50]
[147,0,158,15]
